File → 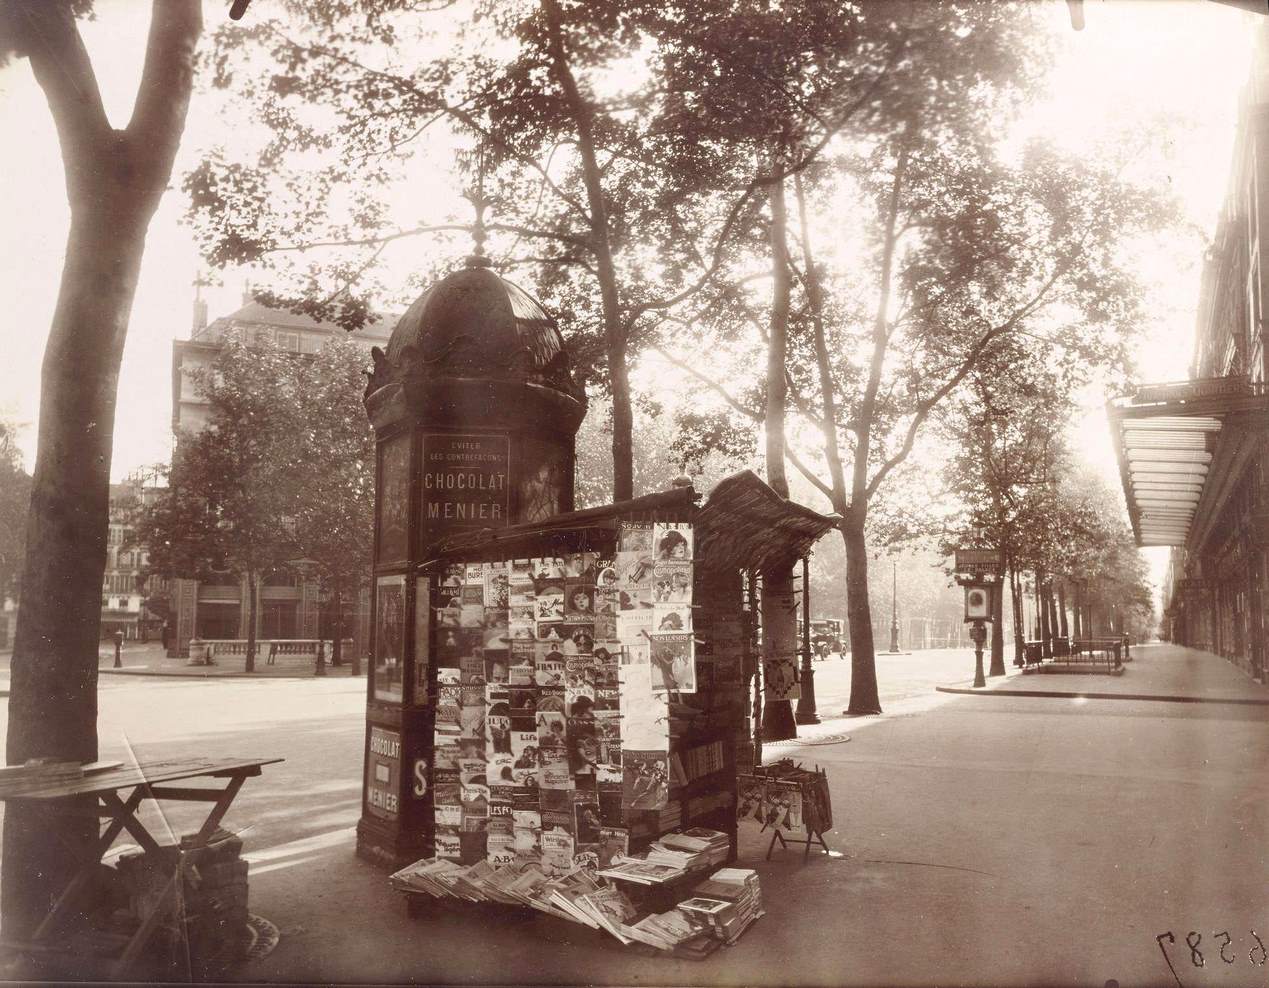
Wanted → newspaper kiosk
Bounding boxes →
[355,254,836,953]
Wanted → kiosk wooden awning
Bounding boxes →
[421,471,838,570]
[695,470,839,571]
[1107,377,1269,548]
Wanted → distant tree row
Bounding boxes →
[938,341,1155,671]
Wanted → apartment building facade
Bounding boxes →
[166,295,391,656]
[1109,27,1269,684]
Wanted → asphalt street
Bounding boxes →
[0,644,1263,986]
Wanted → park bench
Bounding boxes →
[1022,636,1121,673]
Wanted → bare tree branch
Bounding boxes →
[263,221,591,254]
[650,345,835,501]
[865,248,1090,502]
[262,22,593,225]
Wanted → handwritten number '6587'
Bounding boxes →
[1156,931,1267,987]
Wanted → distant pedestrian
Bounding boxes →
[267,641,278,666]
[112,629,124,669]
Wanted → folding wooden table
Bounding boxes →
[0,755,282,979]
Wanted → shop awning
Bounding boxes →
[1107,377,1269,548]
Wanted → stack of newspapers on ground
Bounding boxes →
[391,831,763,956]
[676,868,763,944]
[645,828,731,871]
[596,827,730,885]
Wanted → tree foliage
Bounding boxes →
[660,0,1176,711]
[172,0,1179,719]
[137,336,374,670]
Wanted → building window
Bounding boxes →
[278,330,300,353]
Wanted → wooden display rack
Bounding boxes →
[740,761,834,862]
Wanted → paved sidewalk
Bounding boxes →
[226,650,1269,986]
[935,642,1269,705]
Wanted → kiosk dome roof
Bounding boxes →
[384,256,570,384]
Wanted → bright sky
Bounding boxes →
[0,0,1255,551]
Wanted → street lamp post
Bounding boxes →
[958,570,994,689]
[795,554,820,725]
[970,620,987,687]
[888,559,900,654]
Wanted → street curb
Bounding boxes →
[99,668,360,681]
[934,684,1269,706]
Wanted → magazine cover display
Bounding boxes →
[427,535,692,872]
[737,762,833,836]
[394,521,770,955]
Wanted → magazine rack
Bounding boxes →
[738,762,834,862]
[764,822,831,862]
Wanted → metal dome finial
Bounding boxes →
[462,142,491,268]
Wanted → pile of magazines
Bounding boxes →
[596,825,729,885]
[620,908,711,954]
[391,832,756,957]
[676,868,763,943]
[595,856,688,885]
[645,828,731,871]
[391,857,638,934]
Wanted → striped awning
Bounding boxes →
[1108,377,1268,548]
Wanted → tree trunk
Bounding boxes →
[350,591,362,677]
[765,165,792,500]
[331,588,344,666]
[989,546,1006,676]
[842,516,881,714]
[245,572,258,673]
[541,0,633,500]
[607,340,634,501]
[760,561,797,741]
[748,571,762,767]
[842,144,907,717]
[1010,567,1025,666]
[2,1,202,939]
[3,205,142,940]
[1040,579,1055,657]
[758,162,795,733]
[1057,582,1069,639]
